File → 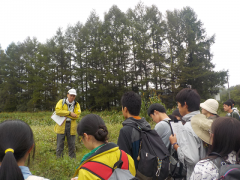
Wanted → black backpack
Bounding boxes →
[163,120,187,179]
[210,152,240,180]
[126,123,170,180]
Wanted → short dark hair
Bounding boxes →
[121,91,141,116]
[223,101,232,109]
[147,103,166,116]
[0,120,35,180]
[175,88,200,112]
[172,109,182,118]
[228,99,235,106]
[208,117,240,159]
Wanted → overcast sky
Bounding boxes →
[1,0,239,87]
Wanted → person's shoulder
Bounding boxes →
[155,121,166,129]
[57,99,63,102]
[121,125,134,132]
[194,158,217,171]
[56,99,64,104]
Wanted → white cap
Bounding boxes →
[68,89,77,95]
[200,99,219,115]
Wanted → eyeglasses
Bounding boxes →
[208,130,212,135]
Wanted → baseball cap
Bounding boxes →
[68,89,77,95]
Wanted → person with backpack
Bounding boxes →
[72,114,136,180]
[0,120,49,180]
[117,91,151,169]
[54,88,81,158]
[228,99,240,117]
[169,88,208,180]
[200,99,219,120]
[190,117,240,180]
[148,105,187,179]
[118,91,170,180]
[147,103,172,149]
[223,100,240,121]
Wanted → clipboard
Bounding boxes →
[51,111,67,126]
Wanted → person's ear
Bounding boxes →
[27,144,34,154]
[83,133,89,141]
[184,102,188,109]
[153,110,158,115]
[123,107,128,113]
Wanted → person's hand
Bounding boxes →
[169,133,177,145]
[71,178,78,180]
[70,112,77,118]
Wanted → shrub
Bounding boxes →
[140,90,175,121]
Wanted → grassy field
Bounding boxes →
[0,111,126,180]
[0,110,227,179]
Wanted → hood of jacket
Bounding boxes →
[182,110,200,122]
[122,117,151,130]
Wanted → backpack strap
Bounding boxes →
[209,152,228,169]
[81,150,129,179]
[162,120,174,152]
[62,98,66,107]
[124,123,142,132]
[113,150,129,170]
[81,161,113,180]
[162,119,174,136]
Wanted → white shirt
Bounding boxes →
[190,151,237,180]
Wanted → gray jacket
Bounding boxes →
[177,111,207,180]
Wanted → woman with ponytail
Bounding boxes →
[0,120,48,180]
[190,117,240,180]
[72,114,136,180]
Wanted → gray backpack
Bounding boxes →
[210,152,240,180]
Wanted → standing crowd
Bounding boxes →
[0,88,239,180]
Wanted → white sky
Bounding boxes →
[1,0,239,87]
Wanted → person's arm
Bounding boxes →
[169,134,179,151]
[154,123,164,138]
[169,131,200,166]
[55,100,70,117]
[155,122,169,148]
[127,154,136,176]
[71,103,81,120]
[117,127,132,156]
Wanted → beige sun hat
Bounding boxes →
[191,114,213,145]
[200,99,219,115]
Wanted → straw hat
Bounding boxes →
[200,99,219,115]
[191,114,213,145]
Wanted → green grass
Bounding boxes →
[0,111,124,180]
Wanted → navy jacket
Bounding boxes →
[117,117,151,169]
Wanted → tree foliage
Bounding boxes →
[0,4,227,111]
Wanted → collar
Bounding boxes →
[66,98,74,105]
[182,110,200,122]
[226,151,237,164]
[19,166,32,179]
[132,116,141,120]
[162,118,171,121]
